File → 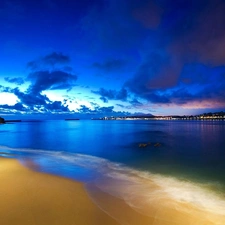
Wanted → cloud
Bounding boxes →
[1,87,69,113]
[126,60,225,106]
[166,0,225,66]
[92,59,126,72]
[129,98,143,107]
[12,87,49,107]
[170,64,225,105]
[1,52,77,114]
[25,52,77,94]
[92,87,128,103]
[78,105,115,114]
[78,105,93,114]
[27,70,77,93]
[27,52,70,70]
[126,52,180,92]
[0,103,26,112]
[4,77,25,85]
[77,104,131,117]
[0,85,12,92]
[44,101,70,112]
[123,0,225,108]
[116,104,125,108]
[125,53,176,104]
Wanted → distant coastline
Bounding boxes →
[64,118,80,121]
[92,111,225,121]
[1,111,225,122]
[5,120,22,123]
[0,118,22,123]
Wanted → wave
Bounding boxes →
[1,145,225,224]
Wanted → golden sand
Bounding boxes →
[1,157,225,225]
[0,157,119,225]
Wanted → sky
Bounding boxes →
[1,0,225,119]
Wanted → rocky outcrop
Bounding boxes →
[0,117,5,124]
[138,142,161,148]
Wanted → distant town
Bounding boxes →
[92,111,225,121]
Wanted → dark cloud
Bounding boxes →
[129,98,143,107]
[44,101,70,112]
[25,53,77,95]
[0,85,11,92]
[4,77,25,85]
[12,87,49,107]
[126,57,225,105]
[78,105,93,114]
[124,0,225,107]
[0,52,76,114]
[27,52,70,70]
[170,64,225,105]
[126,52,180,92]
[125,53,174,104]
[92,87,128,103]
[126,63,225,106]
[116,104,125,108]
[0,86,70,113]
[166,0,225,66]
[180,64,225,85]
[78,105,115,114]
[0,103,26,112]
[90,102,99,107]
[92,59,126,72]
[27,70,77,93]
[97,106,114,114]
[77,104,131,117]
[43,52,70,65]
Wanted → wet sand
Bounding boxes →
[0,157,119,225]
[86,177,225,225]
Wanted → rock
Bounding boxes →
[139,143,148,148]
[0,117,5,124]
[154,142,161,147]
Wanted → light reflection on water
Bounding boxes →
[0,120,225,185]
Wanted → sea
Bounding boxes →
[0,119,225,224]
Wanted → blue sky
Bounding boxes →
[1,0,225,119]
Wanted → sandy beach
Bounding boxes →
[1,156,225,225]
[0,156,167,225]
[0,157,119,225]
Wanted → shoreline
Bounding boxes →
[0,156,163,225]
[85,178,225,225]
[0,157,119,225]
[1,155,225,225]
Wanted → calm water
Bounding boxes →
[1,120,225,183]
[1,120,225,223]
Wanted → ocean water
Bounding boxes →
[0,120,225,224]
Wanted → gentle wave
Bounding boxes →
[1,145,225,223]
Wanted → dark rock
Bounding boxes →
[0,117,5,124]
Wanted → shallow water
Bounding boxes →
[0,120,225,224]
